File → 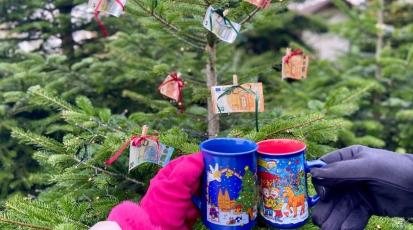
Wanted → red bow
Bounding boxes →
[105,135,160,166]
[94,0,125,37]
[283,49,303,64]
[158,72,186,112]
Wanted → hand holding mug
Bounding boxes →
[311,145,413,230]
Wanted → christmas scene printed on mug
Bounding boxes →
[206,163,257,226]
[258,155,308,225]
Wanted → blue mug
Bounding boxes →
[257,139,326,229]
[193,138,258,230]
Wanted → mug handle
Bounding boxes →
[304,159,326,207]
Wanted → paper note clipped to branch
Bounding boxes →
[89,0,127,17]
[282,48,310,80]
[203,6,241,43]
[211,83,265,114]
[129,139,174,171]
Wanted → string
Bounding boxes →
[209,8,239,35]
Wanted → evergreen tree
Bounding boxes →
[236,166,258,214]
[1,0,412,229]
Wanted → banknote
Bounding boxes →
[244,0,271,8]
[282,52,309,80]
[129,139,174,171]
[211,83,265,114]
[203,6,241,43]
[159,73,182,102]
[88,0,126,17]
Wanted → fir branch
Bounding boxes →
[11,128,66,154]
[263,115,326,140]
[240,7,260,25]
[28,86,76,112]
[73,158,145,186]
[130,0,206,48]
[0,217,52,230]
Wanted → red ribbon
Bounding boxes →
[94,0,126,37]
[283,49,303,64]
[158,72,186,112]
[105,135,160,166]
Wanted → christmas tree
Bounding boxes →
[0,0,412,229]
[236,166,258,217]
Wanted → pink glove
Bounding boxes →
[107,153,204,230]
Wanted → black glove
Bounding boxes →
[310,145,413,230]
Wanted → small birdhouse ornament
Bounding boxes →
[282,48,309,80]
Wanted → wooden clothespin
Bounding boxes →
[285,47,291,56]
[141,125,149,137]
[233,74,238,85]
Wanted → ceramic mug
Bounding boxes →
[257,139,326,229]
[193,138,258,230]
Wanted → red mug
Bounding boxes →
[257,139,325,229]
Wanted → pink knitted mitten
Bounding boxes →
[107,152,204,230]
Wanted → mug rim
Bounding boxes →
[200,137,258,156]
[257,138,306,156]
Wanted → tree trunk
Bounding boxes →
[375,0,384,80]
[206,41,219,137]
[57,1,75,58]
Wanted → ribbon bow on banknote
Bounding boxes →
[283,48,303,64]
[105,135,160,165]
[217,84,260,132]
[209,8,239,35]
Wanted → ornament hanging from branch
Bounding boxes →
[88,0,127,37]
[244,0,271,9]
[203,6,241,43]
[211,75,264,131]
[282,48,309,80]
[158,72,186,112]
[105,125,174,171]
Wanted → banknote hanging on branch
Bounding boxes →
[282,48,309,80]
[158,72,186,112]
[88,0,127,36]
[244,0,271,8]
[104,125,174,172]
[203,6,241,43]
[128,138,174,171]
[88,0,127,17]
[211,75,264,131]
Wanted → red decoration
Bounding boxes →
[158,72,186,112]
[283,49,303,64]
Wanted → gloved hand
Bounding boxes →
[90,153,204,230]
[310,145,413,230]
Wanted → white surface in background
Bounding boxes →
[15,3,97,53]
[302,31,350,61]
[288,0,366,14]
